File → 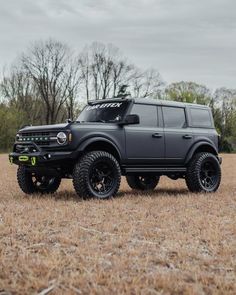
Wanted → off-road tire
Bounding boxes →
[17,166,61,194]
[126,175,160,190]
[73,151,121,199]
[185,152,221,193]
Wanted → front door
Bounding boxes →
[125,104,165,164]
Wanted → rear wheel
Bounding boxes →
[17,166,61,194]
[185,152,221,193]
[73,151,121,199]
[126,175,160,191]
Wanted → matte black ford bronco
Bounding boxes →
[9,98,222,198]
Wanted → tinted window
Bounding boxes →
[131,104,158,127]
[190,108,212,127]
[163,107,186,128]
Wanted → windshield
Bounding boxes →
[77,101,130,123]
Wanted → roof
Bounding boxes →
[133,98,210,109]
[88,97,210,109]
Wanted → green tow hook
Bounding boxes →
[31,157,36,166]
[19,156,29,162]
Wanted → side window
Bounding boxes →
[163,107,186,128]
[131,104,158,127]
[190,108,212,127]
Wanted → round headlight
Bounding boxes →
[57,132,67,145]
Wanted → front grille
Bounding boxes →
[17,131,57,147]
[22,132,50,137]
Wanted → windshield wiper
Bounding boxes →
[106,119,121,123]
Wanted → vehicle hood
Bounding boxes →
[19,122,119,133]
[19,123,70,132]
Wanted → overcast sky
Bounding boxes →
[0,0,235,89]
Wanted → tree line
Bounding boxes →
[0,39,235,152]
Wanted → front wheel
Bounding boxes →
[73,151,121,199]
[126,175,160,191]
[185,152,221,193]
[17,166,61,194]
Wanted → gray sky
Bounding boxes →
[0,0,235,90]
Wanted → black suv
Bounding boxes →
[9,98,222,198]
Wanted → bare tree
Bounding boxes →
[111,60,134,98]
[0,67,43,124]
[63,65,81,120]
[79,42,163,101]
[78,50,91,102]
[79,42,136,101]
[129,68,163,98]
[21,39,81,123]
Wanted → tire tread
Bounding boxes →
[17,166,61,195]
[73,151,121,199]
[185,152,221,193]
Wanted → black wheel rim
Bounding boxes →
[200,160,219,190]
[89,160,115,196]
[32,174,55,190]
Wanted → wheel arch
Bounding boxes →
[185,142,218,164]
[77,137,121,162]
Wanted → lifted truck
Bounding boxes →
[9,98,222,198]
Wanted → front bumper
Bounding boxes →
[9,142,77,167]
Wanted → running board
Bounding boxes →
[123,167,187,173]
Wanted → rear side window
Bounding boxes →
[131,104,158,127]
[190,108,212,127]
[163,107,186,128]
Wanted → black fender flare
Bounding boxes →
[76,136,122,160]
[184,141,218,164]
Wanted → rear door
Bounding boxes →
[162,106,193,163]
[125,103,165,164]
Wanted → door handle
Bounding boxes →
[152,133,163,138]
[183,134,192,139]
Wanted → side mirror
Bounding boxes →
[120,114,140,125]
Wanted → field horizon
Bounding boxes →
[0,154,236,294]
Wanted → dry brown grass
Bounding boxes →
[0,154,236,295]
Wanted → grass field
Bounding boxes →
[0,154,236,295]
